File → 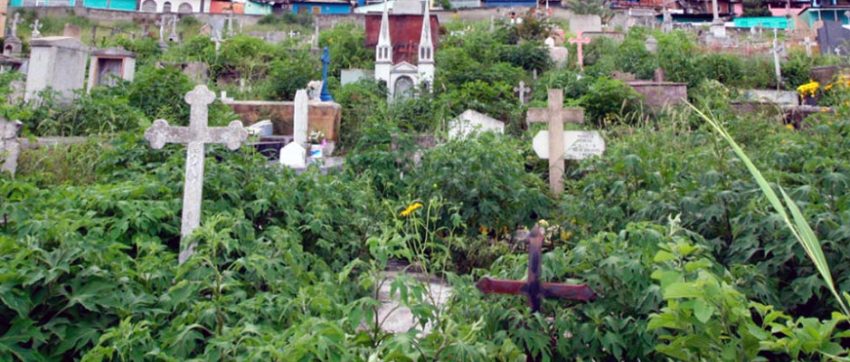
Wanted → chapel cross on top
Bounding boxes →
[144,85,248,264]
[527,89,584,195]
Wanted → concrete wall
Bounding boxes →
[225,100,342,142]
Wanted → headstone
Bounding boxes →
[711,0,720,23]
[279,141,307,168]
[568,32,591,70]
[514,80,531,105]
[532,130,605,160]
[143,85,248,264]
[0,119,22,176]
[526,89,585,195]
[448,109,505,139]
[25,37,89,103]
[63,23,81,39]
[182,62,209,84]
[293,89,309,145]
[548,46,569,68]
[9,13,20,38]
[246,120,273,136]
[645,35,658,53]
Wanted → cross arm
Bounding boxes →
[205,121,249,150]
[526,108,585,125]
[145,119,189,149]
[475,278,596,302]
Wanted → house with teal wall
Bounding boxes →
[733,16,795,30]
[799,6,850,28]
[245,0,272,14]
[291,0,351,14]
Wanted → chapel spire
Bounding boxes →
[418,0,433,64]
[376,0,392,64]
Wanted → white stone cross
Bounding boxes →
[10,13,21,38]
[568,32,591,70]
[527,89,584,195]
[803,37,815,57]
[1,119,22,176]
[514,81,531,105]
[144,85,248,264]
[31,19,42,38]
[772,29,784,89]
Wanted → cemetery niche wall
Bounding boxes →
[87,47,136,91]
[25,36,88,102]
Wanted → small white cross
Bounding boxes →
[514,81,531,105]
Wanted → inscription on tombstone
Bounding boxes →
[144,85,248,264]
[532,130,605,160]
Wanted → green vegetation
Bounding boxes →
[2,14,850,360]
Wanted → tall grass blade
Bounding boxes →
[689,103,850,316]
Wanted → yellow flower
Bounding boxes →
[400,202,423,217]
[785,124,795,130]
[538,219,549,228]
[479,225,489,235]
[560,230,573,241]
[797,81,820,97]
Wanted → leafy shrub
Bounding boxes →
[319,23,374,77]
[410,133,550,234]
[128,66,194,122]
[579,77,643,126]
[262,50,318,100]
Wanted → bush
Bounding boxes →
[128,66,194,123]
[410,133,551,234]
[262,50,318,101]
[579,77,643,126]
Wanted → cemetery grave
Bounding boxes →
[2,4,850,361]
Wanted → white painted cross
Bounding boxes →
[568,32,591,70]
[514,81,531,105]
[772,29,784,89]
[1,119,22,176]
[31,19,42,38]
[10,13,21,38]
[803,37,815,57]
[144,85,248,264]
[527,89,585,195]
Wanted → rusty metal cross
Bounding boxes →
[476,226,596,312]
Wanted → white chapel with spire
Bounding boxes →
[374,0,436,99]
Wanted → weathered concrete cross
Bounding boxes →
[568,32,591,70]
[1,119,22,176]
[803,36,814,57]
[527,89,584,195]
[144,85,248,264]
[772,29,784,89]
[514,80,531,105]
[476,225,596,312]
